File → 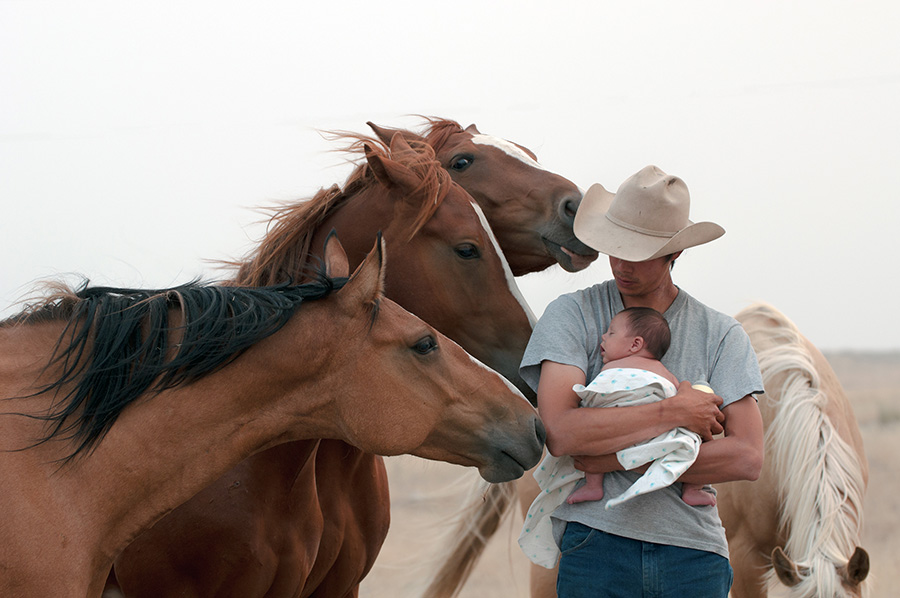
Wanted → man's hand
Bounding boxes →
[669,381,724,440]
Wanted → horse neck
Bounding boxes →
[69,307,343,560]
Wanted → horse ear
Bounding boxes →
[388,131,414,154]
[464,123,481,135]
[367,121,426,146]
[771,547,802,587]
[340,232,386,308]
[322,229,350,279]
[364,142,420,192]
[846,547,870,584]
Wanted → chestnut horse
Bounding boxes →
[0,236,544,598]
[112,134,542,597]
[718,303,869,598]
[366,117,598,275]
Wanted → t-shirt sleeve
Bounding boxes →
[520,294,591,393]
[708,323,765,408]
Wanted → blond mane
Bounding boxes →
[742,303,867,597]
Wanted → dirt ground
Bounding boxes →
[359,351,900,598]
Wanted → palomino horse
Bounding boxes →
[718,303,869,598]
[0,236,544,598]
[427,302,872,598]
[111,133,541,597]
[366,117,598,275]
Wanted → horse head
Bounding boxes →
[771,545,870,597]
[368,118,598,275]
[317,233,545,483]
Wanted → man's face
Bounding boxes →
[608,254,676,299]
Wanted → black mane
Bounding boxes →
[10,265,347,461]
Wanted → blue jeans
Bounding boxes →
[557,522,733,598]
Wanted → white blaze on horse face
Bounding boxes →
[470,134,547,172]
[468,201,538,327]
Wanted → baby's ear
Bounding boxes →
[630,336,645,354]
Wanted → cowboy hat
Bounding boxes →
[573,165,725,262]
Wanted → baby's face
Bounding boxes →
[601,313,637,363]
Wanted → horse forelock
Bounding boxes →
[743,303,868,597]
[351,135,451,242]
[419,117,464,152]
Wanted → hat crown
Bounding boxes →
[607,165,691,236]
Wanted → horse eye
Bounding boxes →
[454,244,480,260]
[412,336,438,355]
[449,155,473,171]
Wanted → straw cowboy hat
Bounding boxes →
[573,165,725,262]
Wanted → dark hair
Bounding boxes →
[619,307,671,360]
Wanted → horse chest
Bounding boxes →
[300,441,391,596]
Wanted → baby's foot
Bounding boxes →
[566,485,605,505]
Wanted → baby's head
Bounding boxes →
[601,307,671,363]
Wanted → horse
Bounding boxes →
[0,235,544,598]
[426,302,872,598]
[717,302,869,597]
[111,132,542,597]
[366,116,598,275]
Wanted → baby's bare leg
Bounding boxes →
[567,473,606,504]
[681,482,717,507]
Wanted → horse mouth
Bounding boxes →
[542,238,598,272]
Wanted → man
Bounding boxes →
[520,165,764,597]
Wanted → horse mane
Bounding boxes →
[234,133,452,287]
[8,268,346,462]
[417,116,465,153]
[741,303,867,597]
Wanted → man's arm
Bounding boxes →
[573,395,763,483]
[672,395,763,483]
[537,360,725,458]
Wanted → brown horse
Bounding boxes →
[0,236,544,598]
[718,303,869,598]
[111,133,542,597]
[367,117,598,275]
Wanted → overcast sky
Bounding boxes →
[2,1,899,350]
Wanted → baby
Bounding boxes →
[566,307,716,507]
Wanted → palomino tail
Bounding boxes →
[420,479,518,598]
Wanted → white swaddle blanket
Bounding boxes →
[518,368,701,568]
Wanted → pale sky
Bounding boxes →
[2,1,899,350]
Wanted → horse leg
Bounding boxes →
[517,466,559,598]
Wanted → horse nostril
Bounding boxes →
[559,196,580,223]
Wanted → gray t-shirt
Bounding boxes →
[520,280,764,558]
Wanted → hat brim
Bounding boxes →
[574,183,724,262]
